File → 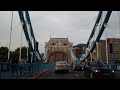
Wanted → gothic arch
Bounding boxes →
[48,51,68,63]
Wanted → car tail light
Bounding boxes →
[65,65,68,67]
[112,70,114,72]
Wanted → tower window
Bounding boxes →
[52,43,55,45]
[110,44,113,53]
[64,43,67,46]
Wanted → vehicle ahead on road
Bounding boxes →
[72,61,85,71]
[83,61,115,79]
[55,61,69,73]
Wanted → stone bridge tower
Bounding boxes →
[45,38,73,64]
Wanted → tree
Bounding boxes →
[12,46,31,60]
[0,47,8,62]
[0,46,39,63]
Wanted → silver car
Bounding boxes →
[55,61,69,73]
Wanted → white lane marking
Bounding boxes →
[74,74,79,77]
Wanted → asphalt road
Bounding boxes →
[37,67,87,79]
[37,67,120,79]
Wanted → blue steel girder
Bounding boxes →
[25,11,36,41]
[18,11,37,63]
[25,11,43,61]
[25,11,36,50]
[78,11,102,60]
[43,48,48,61]
[24,11,37,62]
[78,11,112,61]
[37,50,43,61]
[69,48,78,61]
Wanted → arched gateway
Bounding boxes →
[45,38,73,64]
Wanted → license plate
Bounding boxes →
[59,67,64,69]
[104,73,110,75]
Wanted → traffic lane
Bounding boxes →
[38,67,55,79]
[38,67,120,79]
[71,70,88,79]
[75,70,119,79]
[113,70,120,79]
[38,67,80,79]
[38,67,87,79]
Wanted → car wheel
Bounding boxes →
[90,72,93,79]
[110,74,114,79]
[66,70,69,73]
[83,71,86,76]
[55,70,57,73]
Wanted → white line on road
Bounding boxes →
[74,74,79,77]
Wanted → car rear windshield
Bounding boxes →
[90,62,99,67]
[56,61,67,65]
[90,62,107,67]
[97,62,107,67]
[73,62,80,65]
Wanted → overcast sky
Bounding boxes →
[0,11,120,53]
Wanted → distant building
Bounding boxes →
[107,38,120,64]
[91,40,106,62]
[73,44,86,58]
[91,38,120,64]
[45,38,73,64]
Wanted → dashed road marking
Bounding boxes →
[36,67,55,79]
[74,74,79,77]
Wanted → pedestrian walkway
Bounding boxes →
[0,63,55,79]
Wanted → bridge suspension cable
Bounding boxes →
[118,11,120,39]
[104,18,109,64]
[78,11,112,62]
[69,47,78,62]
[8,11,13,60]
[17,11,112,63]
[18,11,43,63]
[68,11,112,62]
[27,45,29,60]
[19,23,23,61]
[118,11,120,63]
[43,48,48,62]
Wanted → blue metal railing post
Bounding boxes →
[32,63,33,76]
[0,62,54,79]
[0,65,1,79]
[16,64,19,79]
[23,63,25,76]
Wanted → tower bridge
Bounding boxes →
[1,11,120,79]
[45,38,73,64]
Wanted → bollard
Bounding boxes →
[0,65,1,79]
[16,64,18,79]
[32,64,34,76]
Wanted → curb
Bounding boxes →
[27,66,54,79]
[34,67,54,79]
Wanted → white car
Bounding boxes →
[55,61,69,73]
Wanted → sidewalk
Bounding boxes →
[26,67,54,79]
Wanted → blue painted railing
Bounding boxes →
[0,63,54,79]
[109,64,120,71]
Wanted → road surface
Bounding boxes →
[37,67,120,79]
[37,67,87,79]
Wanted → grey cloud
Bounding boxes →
[0,11,119,53]
[101,11,120,39]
